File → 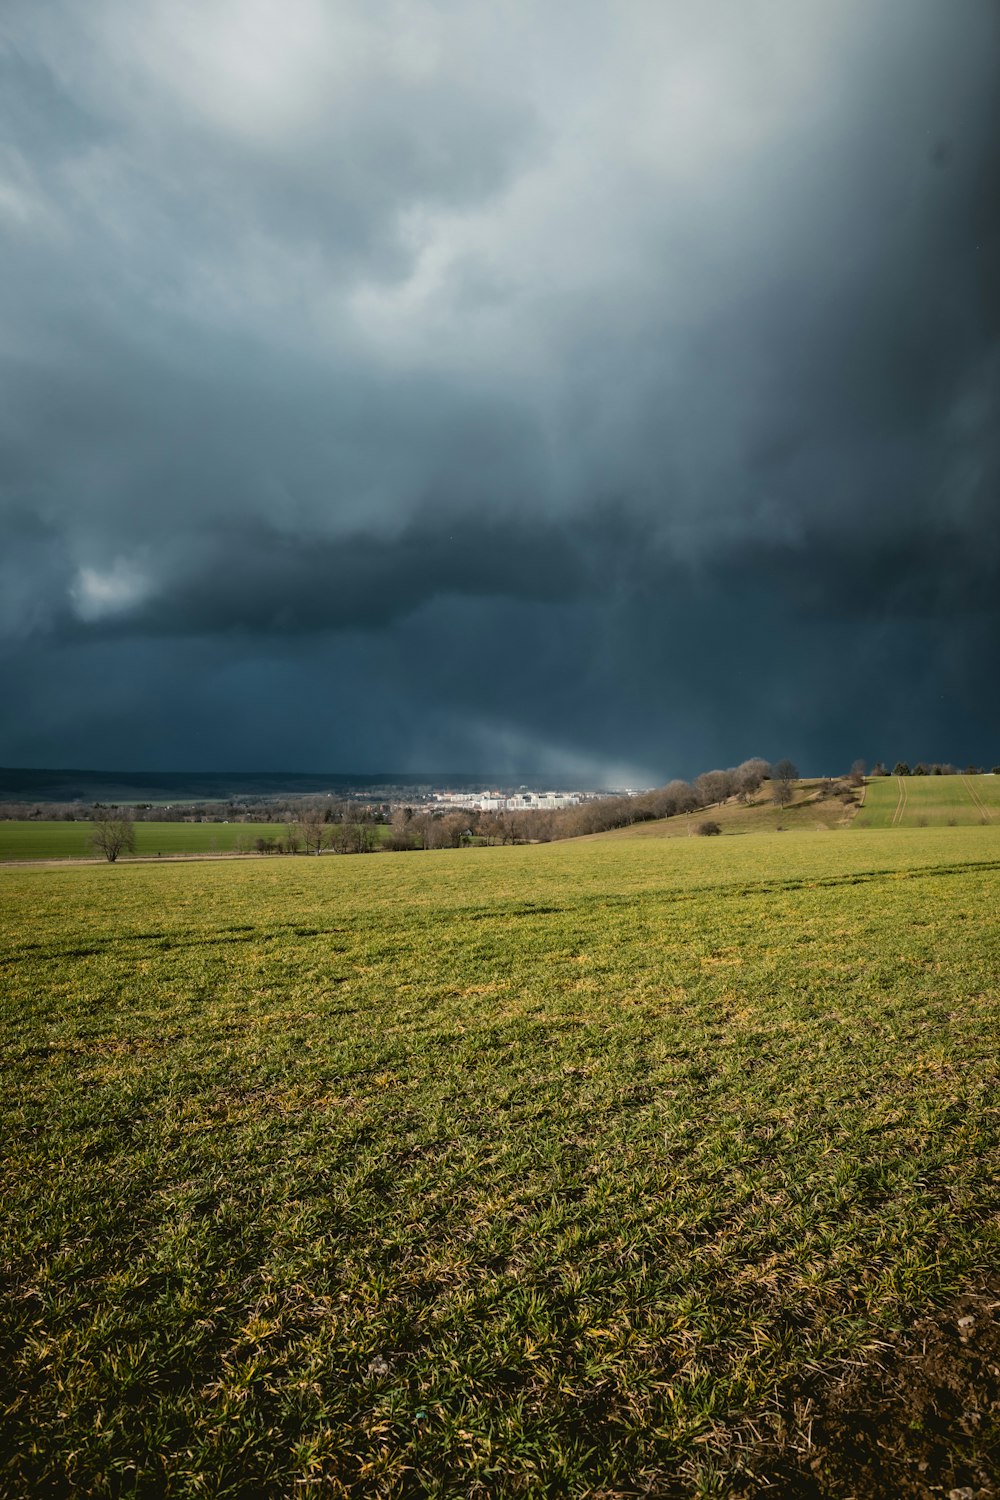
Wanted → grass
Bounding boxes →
[3,827,1000,1495]
[856,774,1000,829]
[0,821,391,861]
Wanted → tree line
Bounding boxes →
[873,762,999,777]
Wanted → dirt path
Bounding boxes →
[963,776,993,822]
[891,776,908,827]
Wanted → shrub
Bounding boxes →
[697,820,722,837]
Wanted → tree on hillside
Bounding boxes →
[849,759,866,786]
[91,816,136,863]
[735,758,770,803]
[771,759,798,808]
[695,769,733,807]
[892,761,911,776]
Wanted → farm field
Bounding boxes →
[3,828,1000,1495]
[856,773,1000,829]
[0,821,390,861]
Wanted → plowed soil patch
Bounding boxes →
[742,1281,1000,1497]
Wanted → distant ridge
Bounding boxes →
[0,768,586,803]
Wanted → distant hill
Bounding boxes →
[587,779,859,839]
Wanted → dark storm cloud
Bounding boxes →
[58,508,627,638]
[0,0,998,775]
[39,495,1000,647]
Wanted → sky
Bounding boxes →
[1,0,998,783]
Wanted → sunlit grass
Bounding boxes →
[3,827,1000,1494]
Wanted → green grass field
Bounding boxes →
[856,774,1000,829]
[3,828,1000,1495]
[0,820,289,860]
[0,821,393,861]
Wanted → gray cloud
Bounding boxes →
[0,0,998,775]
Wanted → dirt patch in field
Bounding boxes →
[739,1280,1000,1497]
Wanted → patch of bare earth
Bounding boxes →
[736,1280,1000,1498]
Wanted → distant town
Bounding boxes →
[427,787,642,812]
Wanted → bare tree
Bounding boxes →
[695,769,732,807]
[771,758,798,807]
[388,808,417,850]
[478,813,502,846]
[331,821,379,854]
[438,812,468,848]
[496,811,521,844]
[848,759,866,787]
[91,816,136,863]
[663,779,699,815]
[296,809,331,854]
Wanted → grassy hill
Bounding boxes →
[590,778,858,839]
[589,774,1000,842]
[855,773,1000,829]
[4,826,1000,1494]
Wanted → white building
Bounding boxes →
[430,789,583,812]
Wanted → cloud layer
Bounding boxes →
[1,0,998,776]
